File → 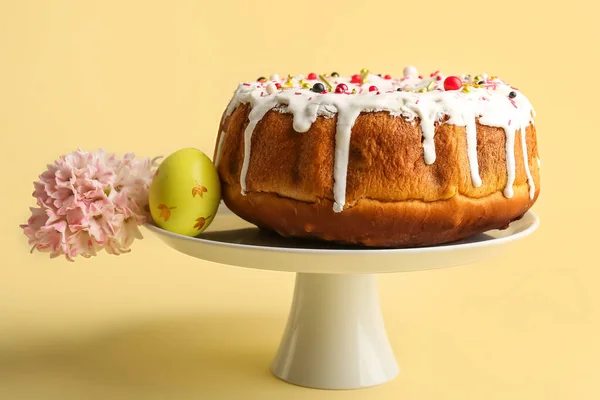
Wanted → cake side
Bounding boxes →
[214,106,539,247]
[213,68,540,247]
[221,182,536,247]
[216,105,540,206]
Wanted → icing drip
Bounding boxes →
[414,98,438,165]
[463,109,482,187]
[214,130,227,167]
[239,94,278,194]
[224,68,537,211]
[502,126,517,198]
[520,127,536,199]
[333,107,362,212]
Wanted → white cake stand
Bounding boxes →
[145,206,539,390]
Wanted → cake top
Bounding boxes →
[225,66,535,136]
[220,66,537,212]
[235,66,523,97]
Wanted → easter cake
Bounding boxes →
[214,67,540,247]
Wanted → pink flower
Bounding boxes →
[20,148,159,261]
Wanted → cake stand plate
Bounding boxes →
[145,206,539,390]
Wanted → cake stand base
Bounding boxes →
[145,207,539,390]
[271,273,398,389]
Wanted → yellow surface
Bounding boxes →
[0,1,598,399]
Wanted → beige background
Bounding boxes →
[1,1,598,399]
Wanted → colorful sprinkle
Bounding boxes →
[443,76,462,91]
[369,85,378,92]
[318,74,333,91]
[311,82,325,93]
[335,83,348,94]
[307,72,317,80]
[360,68,370,83]
[266,83,277,95]
[403,66,418,78]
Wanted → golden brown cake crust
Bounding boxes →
[215,104,540,247]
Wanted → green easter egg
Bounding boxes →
[149,148,221,236]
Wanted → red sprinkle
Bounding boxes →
[416,99,420,104]
[436,75,443,81]
[430,70,440,77]
[509,98,518,108]
[508,119,512,126]
[418,75,423,79]
[335,83,348,94]
[308,97,313,101]
[384,74,392,80]
[275,83,281,89]
[369,85,378,92]
[243,83,251,86]
[351,74,362,84]
[443,76,462,91]
[307,72,318,80]
[295,92,301,95]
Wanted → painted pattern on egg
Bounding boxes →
[157,204,176,221]
[194,216,211,231]
[192,184,207,198]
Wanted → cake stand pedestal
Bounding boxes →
[145,207,539,390]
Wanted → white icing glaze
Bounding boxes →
[214,130,227,167]
[520,127,536,199]
[240,94,278,194]
[502,126,517,198]
[224,68,537,211]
